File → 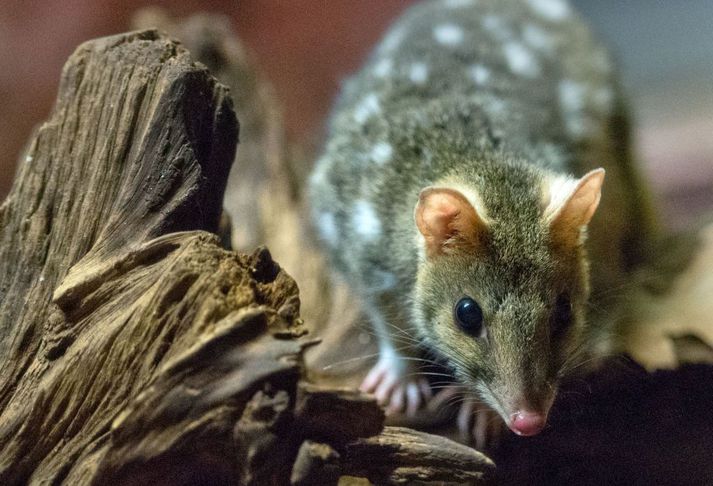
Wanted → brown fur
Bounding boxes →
[309,0,656,420]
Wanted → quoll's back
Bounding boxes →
[310,0,653,300]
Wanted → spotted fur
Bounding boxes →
[309,0,655,419]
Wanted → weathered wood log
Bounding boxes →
[131,7,387,394]
[341,427,495,485]
[0,27,495,485]
[289,426,496,486]
[0,28,251,483]
[134,7,291,252]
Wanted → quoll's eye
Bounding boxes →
[454,297,484,336]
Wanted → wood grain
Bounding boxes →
[0,26,495,485]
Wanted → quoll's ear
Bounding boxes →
[414,187,487,258]
[544,169,605,246]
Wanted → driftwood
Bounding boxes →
[131,9,349,363]
[0,29,495,485]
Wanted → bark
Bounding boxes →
[341,427,495,485]
[131,5,374,394]
[0,28,494,485]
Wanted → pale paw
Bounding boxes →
[459,398,505,451]
[430,386,505,450]
[359,355,432,417]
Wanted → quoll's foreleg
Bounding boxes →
[358,305,432,417]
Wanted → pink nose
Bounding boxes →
[509,411,546,436]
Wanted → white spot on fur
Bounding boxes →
[409,62,429,84]
[503,41,541,77]
[309,158,328,186]
[559,79,586,112]
[373,58,393,78]
[416,231,428,263]
[482,14,510,40]
[318,212,339,246]
[421,147,434,166]
[565,117,588,136]
[371,142,393,165]
[558,79,591,136]
[353,200,381,241]
[380,26,406,53]
[371,269,397,291]
[527,0,570,21]
[485,97,507,117]
[433,23,464,46]
[469,64,491,85]
[522,24,556,54]
[444,0,476,7]
[353,93,381,124]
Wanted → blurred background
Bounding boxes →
[1,0,711,228]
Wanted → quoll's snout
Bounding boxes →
[509,410,547,436]
[504,394,554,436]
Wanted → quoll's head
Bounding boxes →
[413,165,605,436]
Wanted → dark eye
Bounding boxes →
[454,297,484,336]
[552,294,572,337]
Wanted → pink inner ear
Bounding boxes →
[559,169,605,226]
[549,169,605,245]
[575,172,604,224]
[415,187,483,257]
[417,190,460,237]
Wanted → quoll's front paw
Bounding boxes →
[359,353,432,417]
[459,398,505,451]
[431,387,505,451]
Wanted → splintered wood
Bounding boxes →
[0,29,493,485]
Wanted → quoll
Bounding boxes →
[309,0,655,447]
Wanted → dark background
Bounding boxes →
[1,0,711,226]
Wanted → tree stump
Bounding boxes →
[0,30,494,485]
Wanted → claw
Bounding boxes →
[428,384,459,412]
[434,385,505,450]
[374,371,399,405]
[360,354,432,418]
[419,380,434,401]
[360,364,387,393]
[387,385,405,415]
[457,399,475,442]
[474,409,489,450]
[405,382,421,417]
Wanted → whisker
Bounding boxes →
[321,353,381,370]
[406,371,454,379]
[321,343,417,370]
[358,325,422,347]
[429,382,459,388]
